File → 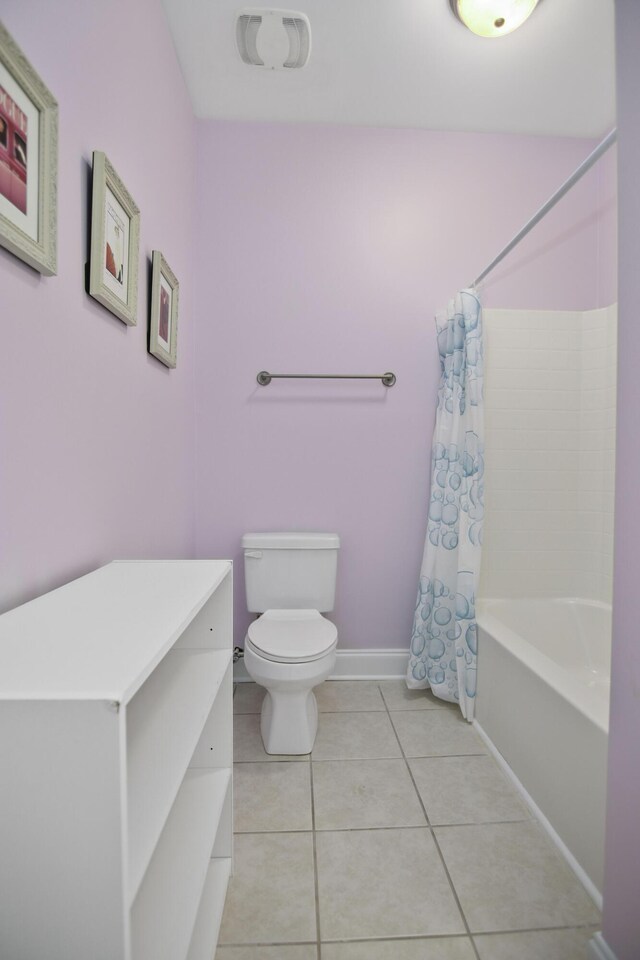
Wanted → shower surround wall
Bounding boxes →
[481,305,617,604]
[193,122,616,648]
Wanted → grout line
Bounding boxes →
[234,753,488,764]
[318,707,447,715]
[471,922,601,937]
[220,923,597,948]
[309,753,322,960]
[234,707,448,716]
[235,828,313,836]
[379,684,483,960]
[220,940,318,948]
[316,817,531,830]
[320,923,598,943]
[233,757,310,763]
[235,819,533,836]
[234,751,488,764]
[318,933,475,945]
[232,759,312,766]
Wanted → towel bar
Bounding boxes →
[256,371,396,387]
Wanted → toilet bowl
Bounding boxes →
[244,609,338,754]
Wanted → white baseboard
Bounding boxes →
[329,648,408,679]
[234,647,407,682]
[473,719,603,911]
[587,932,618,960]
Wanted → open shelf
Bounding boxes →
[130,767,231,960]
[127,647,232,900]
[186,858,232,960]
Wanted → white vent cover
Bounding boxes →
[236,9,311,69]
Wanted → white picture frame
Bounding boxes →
[0,21,57,275]
[149,250,178,368]
[89,151,140,326]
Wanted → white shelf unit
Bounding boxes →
[0,560,233,960]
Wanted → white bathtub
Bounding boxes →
[476,598,610,897]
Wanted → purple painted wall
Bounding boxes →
[193,122,614,648]
[601,2,640,956]
[0,0,196,613]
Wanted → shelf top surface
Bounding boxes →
[0,560,232,702]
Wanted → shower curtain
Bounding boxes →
[406,289,484,720]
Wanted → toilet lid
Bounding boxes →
[247,609,338,663]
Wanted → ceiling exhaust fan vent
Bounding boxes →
[236,9,311,70]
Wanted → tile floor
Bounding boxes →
[216,680,600,960]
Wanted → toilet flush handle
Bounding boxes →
[245,550,263,559]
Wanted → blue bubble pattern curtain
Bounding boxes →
[406,289,484,720]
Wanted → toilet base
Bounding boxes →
[243,639,337,755]
[261,688,318,755]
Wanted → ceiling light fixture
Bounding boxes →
[449,0,540,38]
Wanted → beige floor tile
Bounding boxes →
[233,714,308,762]
[216,947,316,960]
[316,828,465,940]
[234,761,312,832]
[218,833,316,944]
[322,938,476,959]
[233,682,265,714]
[409,756,531,825]
[316,680,385,712]
[380,679,450,711]
[435,821,601,932]
[313,759,426,829]
[312,712,402,761]
[391,710,487,758]
[474,927,598,960]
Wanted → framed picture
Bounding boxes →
[0,22,57,275]
[149,250,178,368]
[89,151,140,326]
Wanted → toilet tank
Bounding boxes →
[242,532,340,613]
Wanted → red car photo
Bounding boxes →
[0,84,28,215]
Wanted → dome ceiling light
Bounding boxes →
[449,0,541,38]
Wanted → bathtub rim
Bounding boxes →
[476,597,610,734]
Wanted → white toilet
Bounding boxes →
[242,532,340,755]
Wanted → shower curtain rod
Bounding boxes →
[470,128,617,289]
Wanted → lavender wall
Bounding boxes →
[601,2,640,955]
[0,0,196,613]
[193,122,614,648]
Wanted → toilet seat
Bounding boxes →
[247,609,337,663]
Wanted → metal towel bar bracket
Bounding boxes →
[257,371,396,387]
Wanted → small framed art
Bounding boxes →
[89,150,140,325]
[149,250,178,368]
[0,21,58,275]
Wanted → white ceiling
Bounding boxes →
[162,0,615,137]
